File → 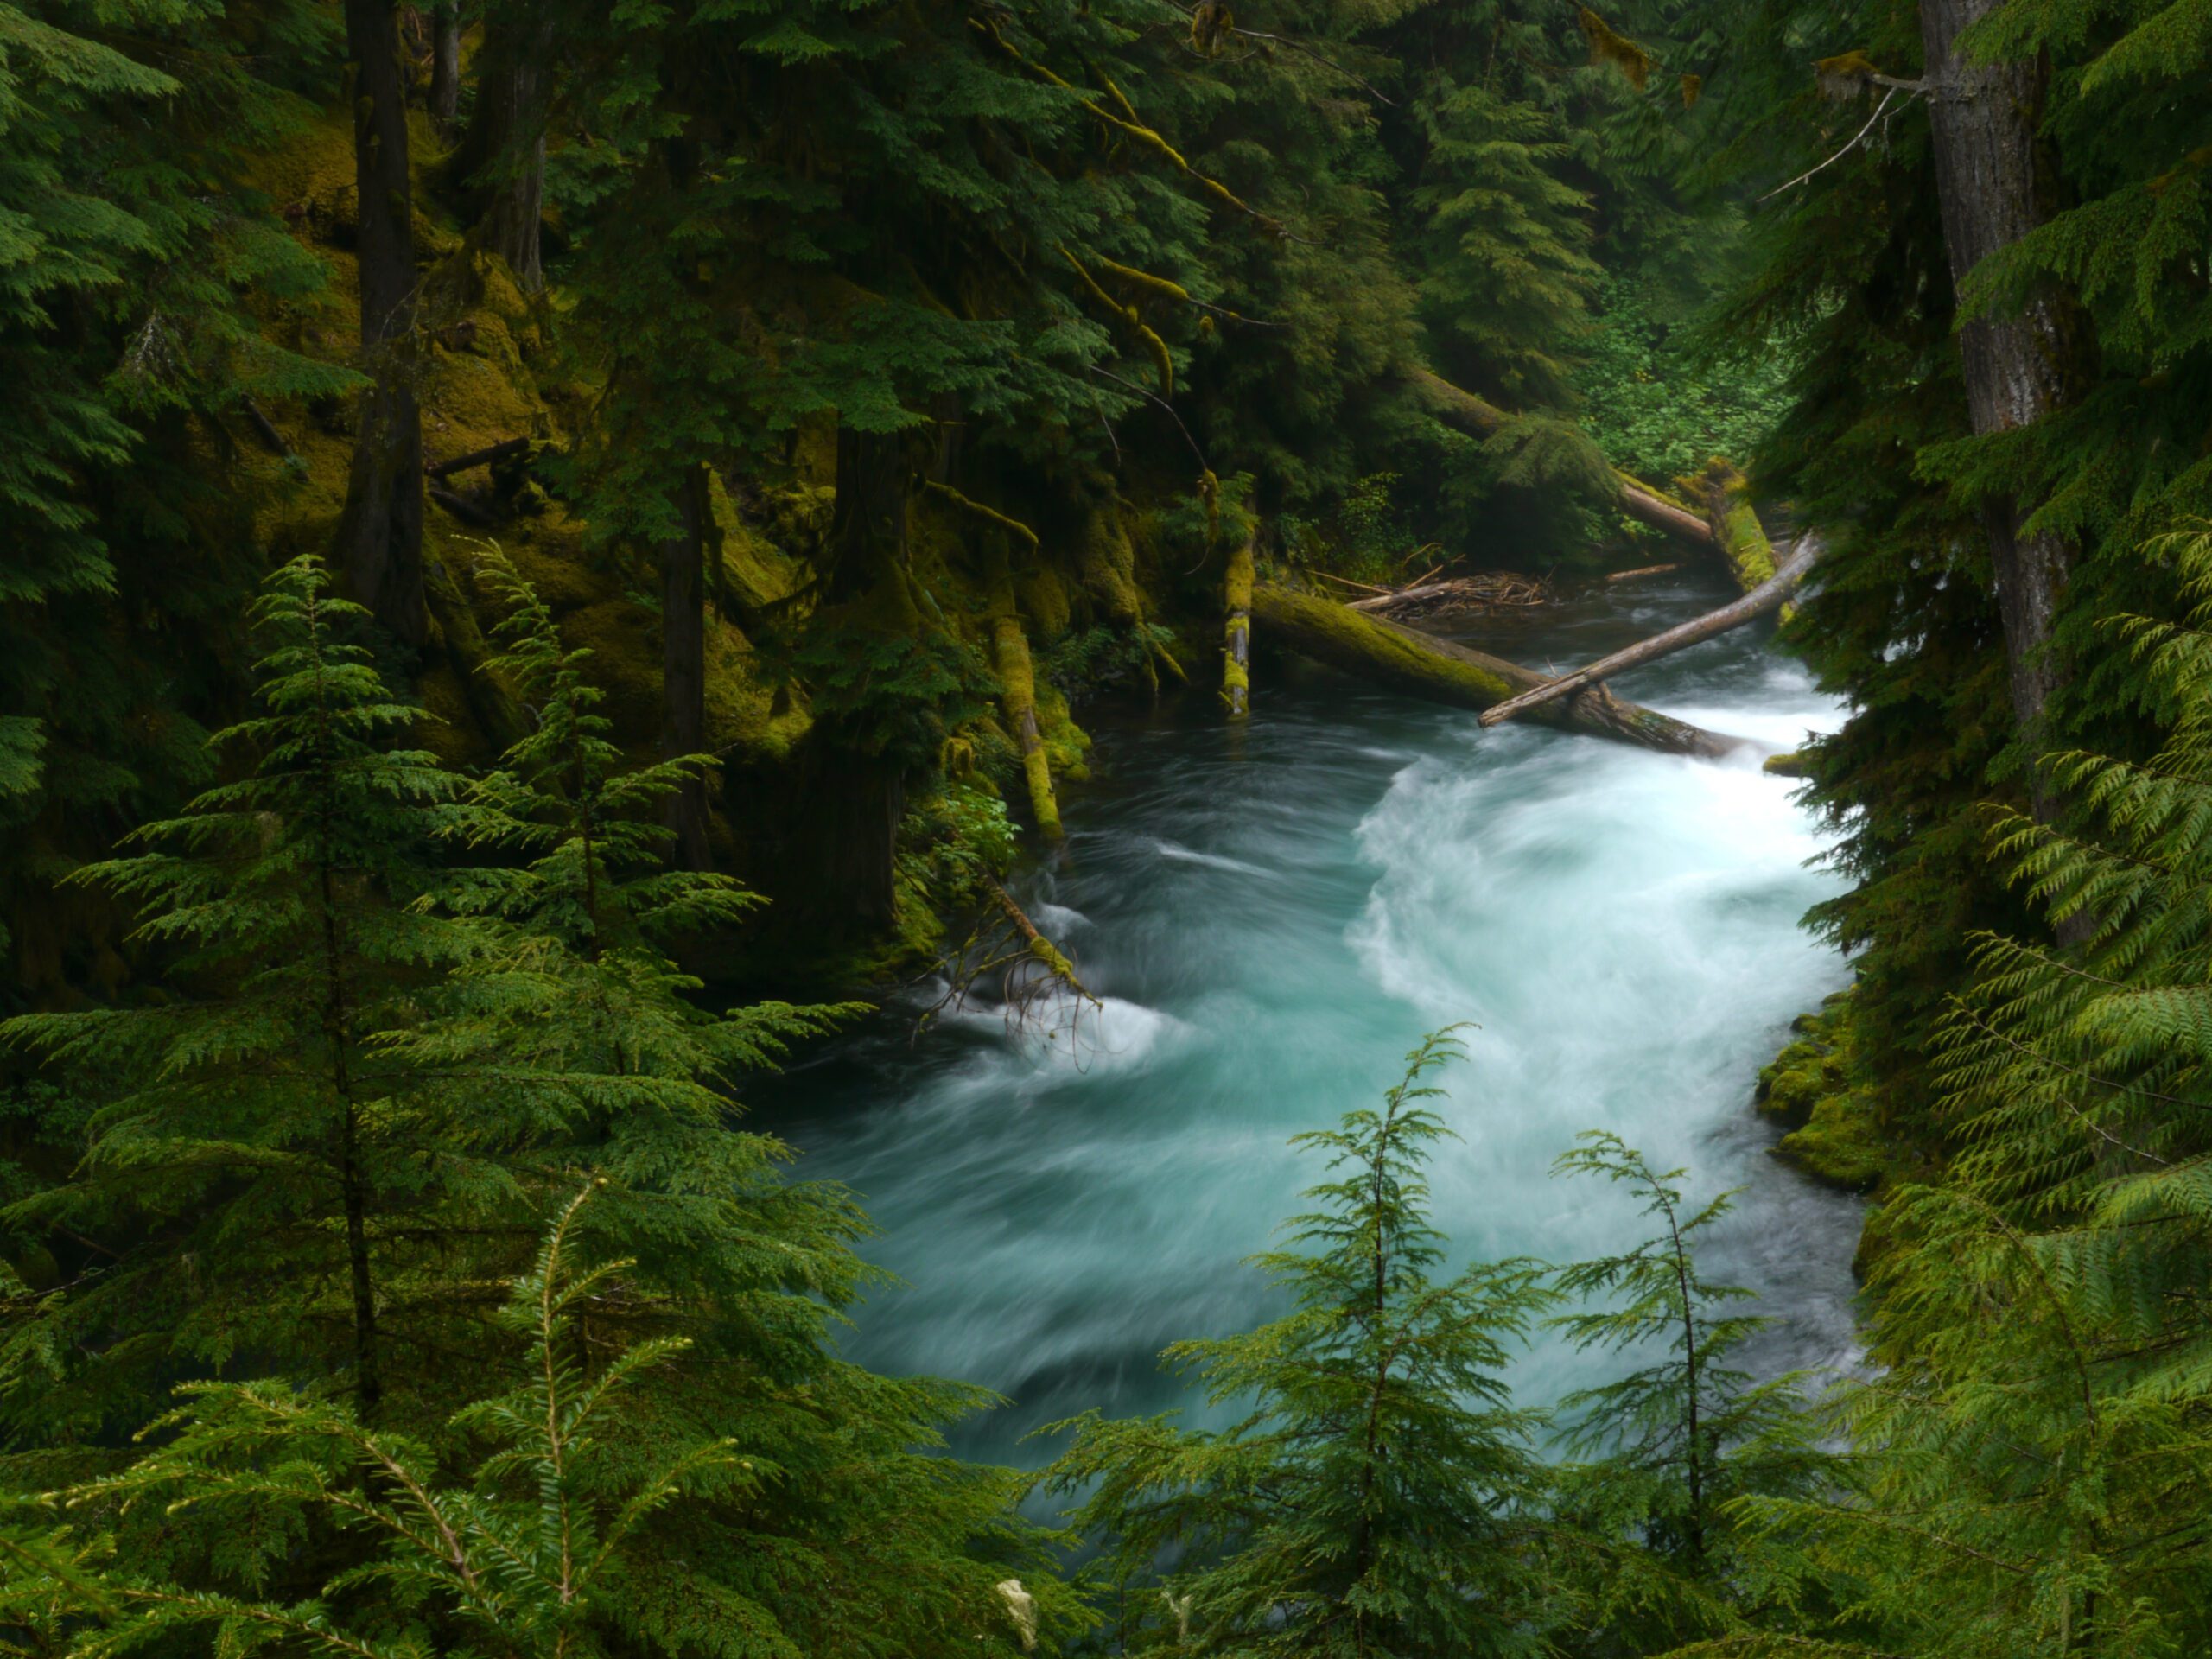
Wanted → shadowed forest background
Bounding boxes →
[3,0,2212,1651]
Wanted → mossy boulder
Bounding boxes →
[1777,1095,1888,1192]
[1758,990,1892,1193]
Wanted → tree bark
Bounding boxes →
[428,4,461,138]
[990,574,1063,842]
[660,465,713,872]
[794,426,916,934]
[455,6,554,291]
[1398,368,1717,551]
[1223,532,1254,716]
[334,0,427,647]
[1481,536,1821,728]
[1919,0,2085,798]
[1254,585,1743,757]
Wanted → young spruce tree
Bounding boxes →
[1041,1029,1555,1656]
[3,558,478,1440]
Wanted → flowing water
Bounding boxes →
[758,568,1864,1469]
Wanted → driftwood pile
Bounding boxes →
[1318,569,1557,622]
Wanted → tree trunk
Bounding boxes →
[1254,585,1743,758]
[424,554,530,751]
[1398,368,1716,551]
[1223,532,1254,716]
[1919,0,2086,799]
[1482,536,1821,728]
[334,0,427,647]
[990,575,1063,842]
[660,466,713,873]
[429,4,461,138]
[793,426,917,934]
[455,8,554,291]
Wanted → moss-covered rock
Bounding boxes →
[1758,990,1897,1195]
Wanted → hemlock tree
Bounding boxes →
[2,557,480,1439]
[22,1184,1080,1659]
[1715,526,2212,1657]
[1039,1029,1557,1656]
[0,0,353,985]
[1546,1135,1829,1649]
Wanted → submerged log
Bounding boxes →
[1253,585,1741,758]
[1399,369,1716,552]
[1223,533,1254,716]
[1479,535,1821,729]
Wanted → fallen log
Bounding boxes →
[429,435,532,479]
[1700,461,1789,617]
[1478,535,1821,729]
[1253,584,1741,758]
[1605,562,1680,583]
[1399,368,1716,552]
[1349,570,1554,620]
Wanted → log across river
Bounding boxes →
[757,569,1867,1469]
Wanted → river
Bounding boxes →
[757,566,1864,1469]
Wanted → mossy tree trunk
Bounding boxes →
[661,464,713,873]
[1700,462,1786,612]
[991,565,1063,842]
[1223,531,1254,716]
[1253,585,1740,758]
[335,0,427,646]
[455,4,555,292]
[1080,498,1185,691]
[1399,368,1715,551]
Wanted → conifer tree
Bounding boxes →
[1709,528,2212,1656]
[16,1183,1081,1658]
[1547,1135,1828,1649]
[0,0,353,988]
[1040,1030,1557,1655]
[2,558,478,1436]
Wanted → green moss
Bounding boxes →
[1758,991,1899,1195]
[1251,584,1518,705]
[1777,1094,1889,1192]
[1763,750,1808,778]
[1016,563,1073,639]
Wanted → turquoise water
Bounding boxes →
[761,569,1862,1466]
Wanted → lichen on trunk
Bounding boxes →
[990,563,1063,842]
[1223,532,1254,716]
